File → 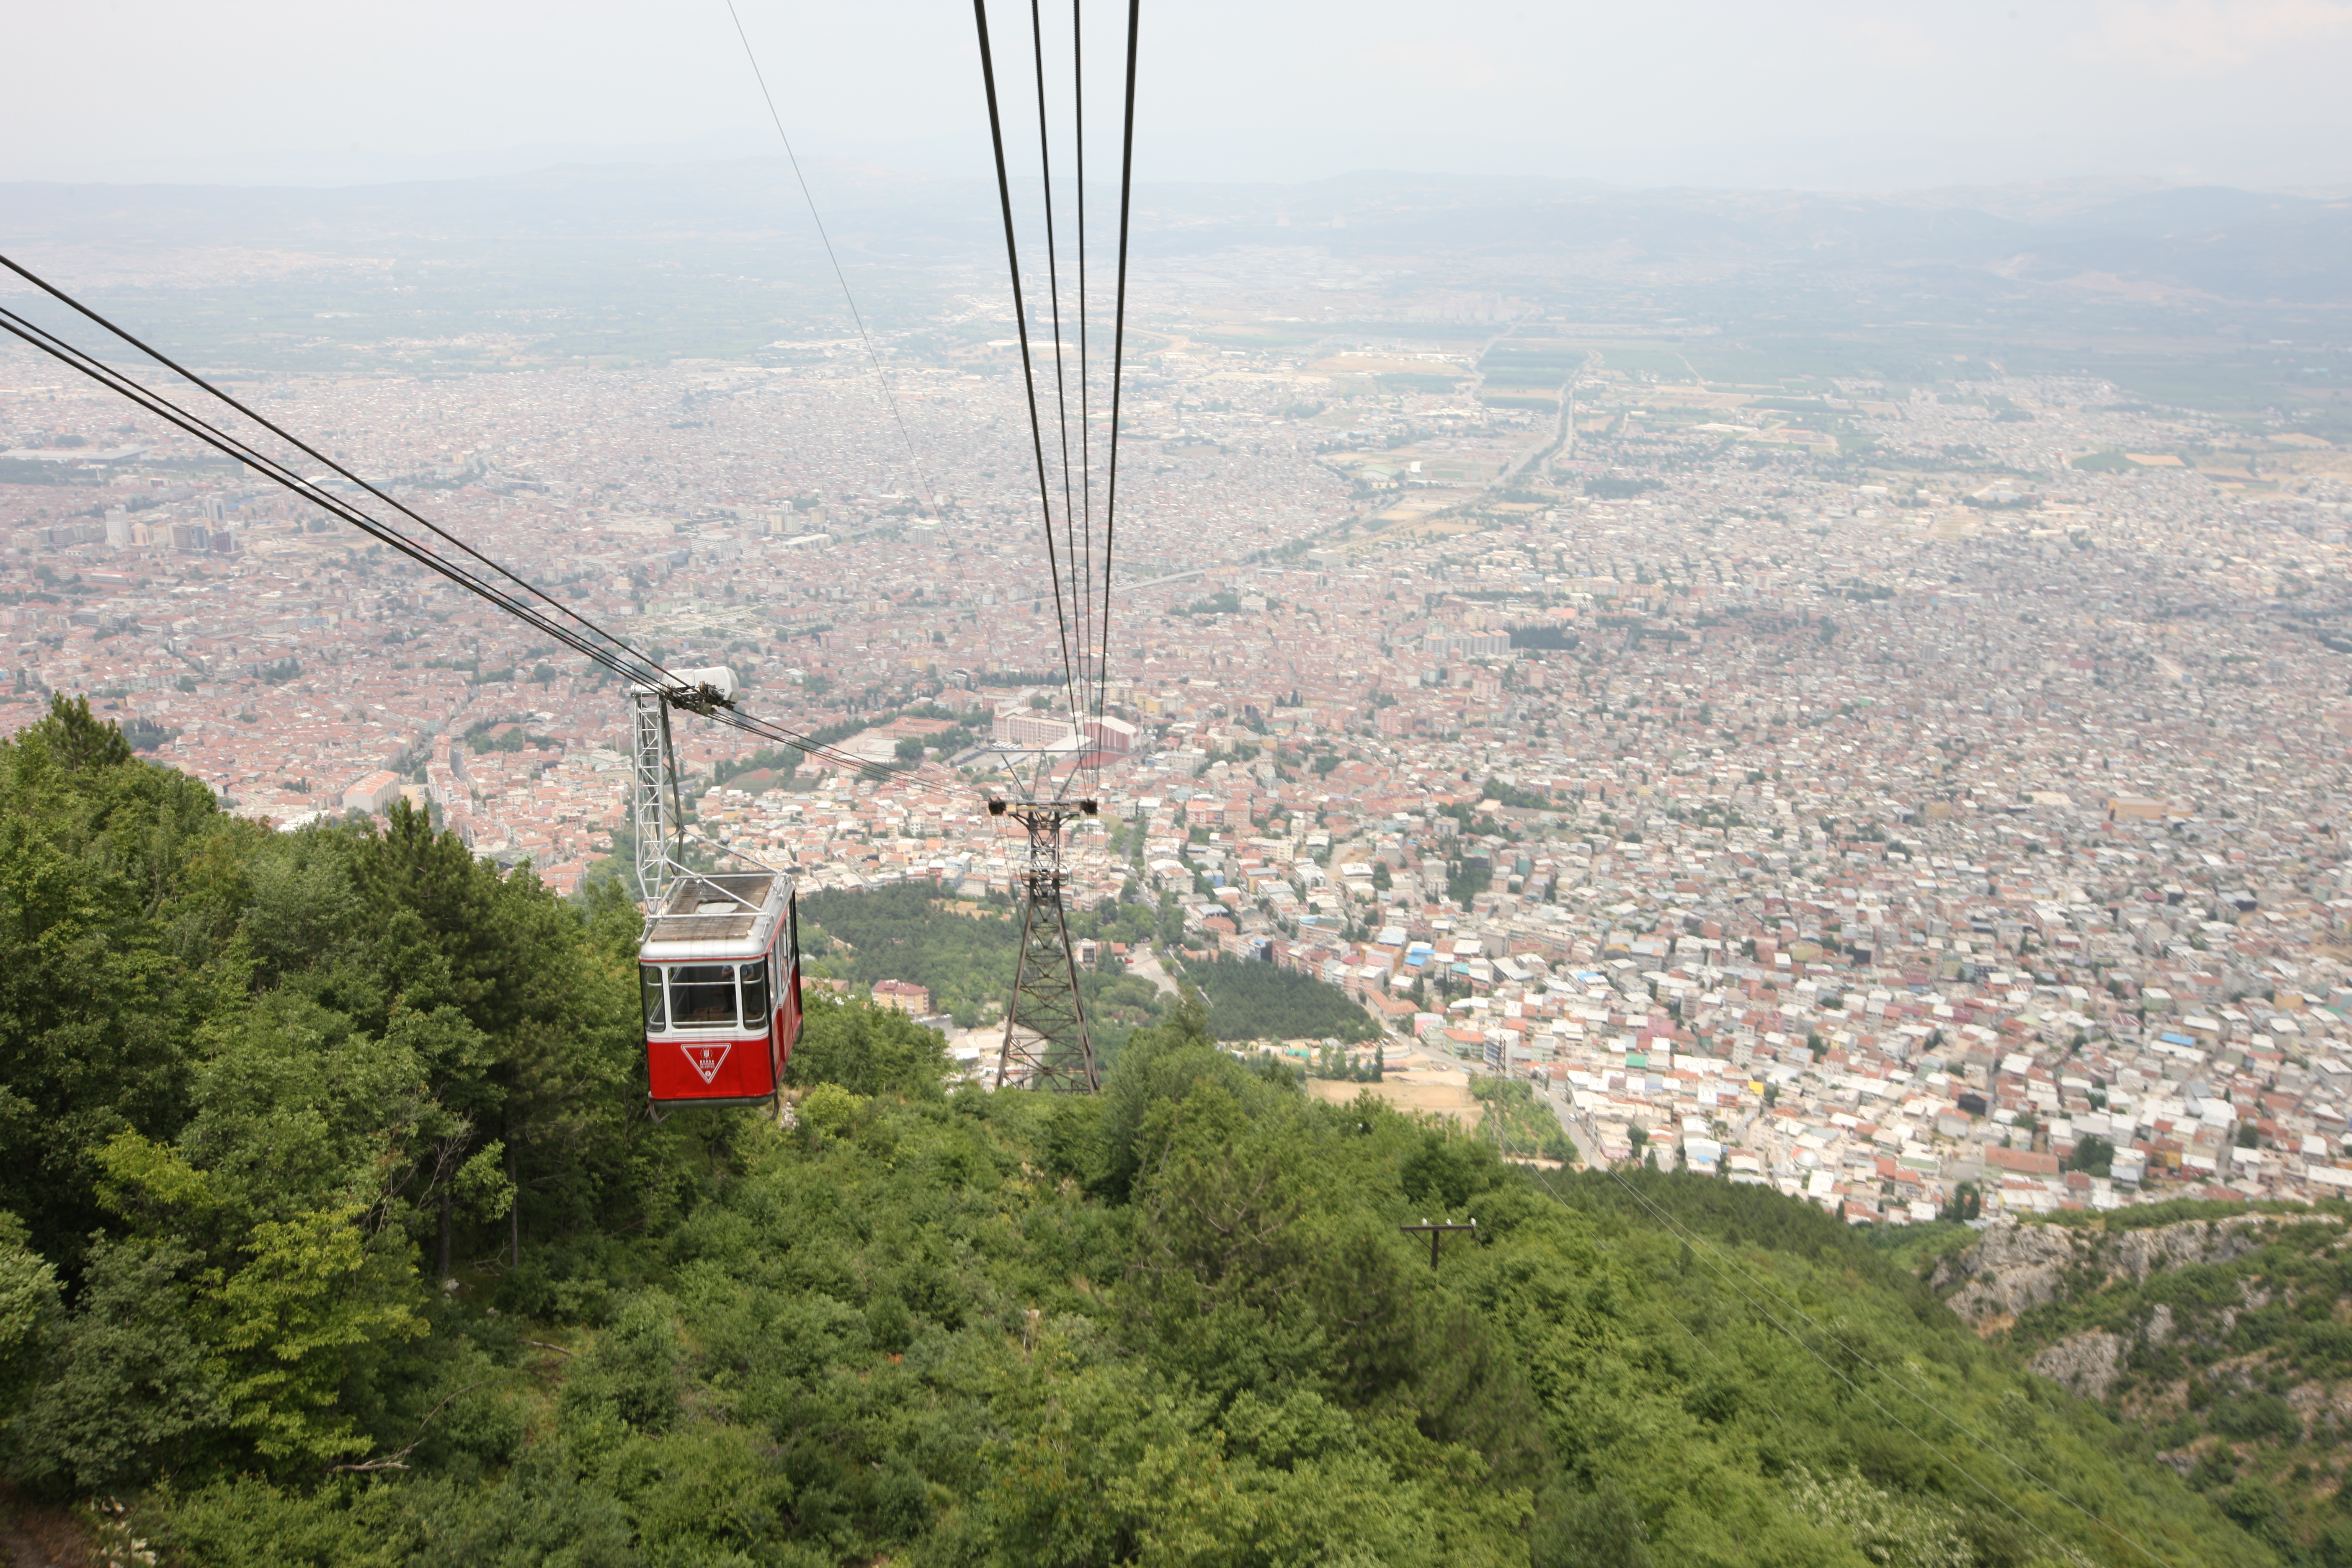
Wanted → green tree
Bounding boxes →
[2064,1135,2115,1177]
[0,1214,61,1424]
[0,697,224,1266]
[787,995,950,1099]
[9,1235,221,1492]
[1532,1476,1653,1568]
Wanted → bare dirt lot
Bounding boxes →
[1306,1056,1481,1128]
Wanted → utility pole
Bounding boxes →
[992,797,1101,1092]
[1400,1217,1477,1269]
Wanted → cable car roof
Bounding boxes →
[642,872,791,961]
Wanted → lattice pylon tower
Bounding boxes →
[994,801,1101,1093]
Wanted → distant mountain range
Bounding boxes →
[5,161,2348,305]
[1138,173,2352,305]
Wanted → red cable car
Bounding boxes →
[641,870,802,1107]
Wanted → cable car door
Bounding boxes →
[775,890,802,1072]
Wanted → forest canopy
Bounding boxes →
[1181,954,1380,1043]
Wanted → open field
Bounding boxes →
[1579,346,1702,379]
[1361,511,1483,537]
[1306,1054,1481,1127]
[1310,353,1473,377]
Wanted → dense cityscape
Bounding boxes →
[5,285,2351,1237]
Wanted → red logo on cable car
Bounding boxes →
[680,1039,734,1085]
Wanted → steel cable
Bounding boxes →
[1029,0,1084,737]
[972,0,1087,761]
[0,254,669,696]
[0,278,886,776]
[1071,0,1093,770]
[722,0,940,514]
[1095,0,1139,750]
[0,308,648,686]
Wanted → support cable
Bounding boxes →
[1,254,673,696]
[0,307,647,690]
[1517,1166,1831,1470]
[1095,0,1140,756]
[1071,0,1093,752]
[723,0,939,513]
[1027,0,1086,738]
[0,284,885,776]
[972,0,1086,769]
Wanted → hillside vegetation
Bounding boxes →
[1935,1203,2352,1561]
[0,699,2281,1565]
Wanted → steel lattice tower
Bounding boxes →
[993,800,1100,1092]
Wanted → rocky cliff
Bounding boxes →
[1931,1212,2296,1330]
[1931,1211,2341,1409]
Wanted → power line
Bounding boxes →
[723,0,938,514]
[1,255,660,692]
[1519,1165,1831,1465]
[1072,0,1093,751]
[1524,1158,2105,1567]
[969,0,1136,1095]
[1601,1164,2171,1565]
[972,0,1141,802]
[0,309,645,691]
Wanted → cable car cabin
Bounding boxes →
[640,871,802,1107]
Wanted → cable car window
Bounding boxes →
[741,962,770,1030]
[640,966,667,1032]
[669,965,739,1028]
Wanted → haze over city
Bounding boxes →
[11,0,2352,188]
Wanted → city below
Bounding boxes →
[5,291,2349,1230]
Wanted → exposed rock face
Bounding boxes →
[2030,1331,2128,1401]
[1932,1222,2076,1323]
[1932,1213,2321,1330]
[2107,1216,2274,1283]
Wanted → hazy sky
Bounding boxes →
[7,0,2351,191]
